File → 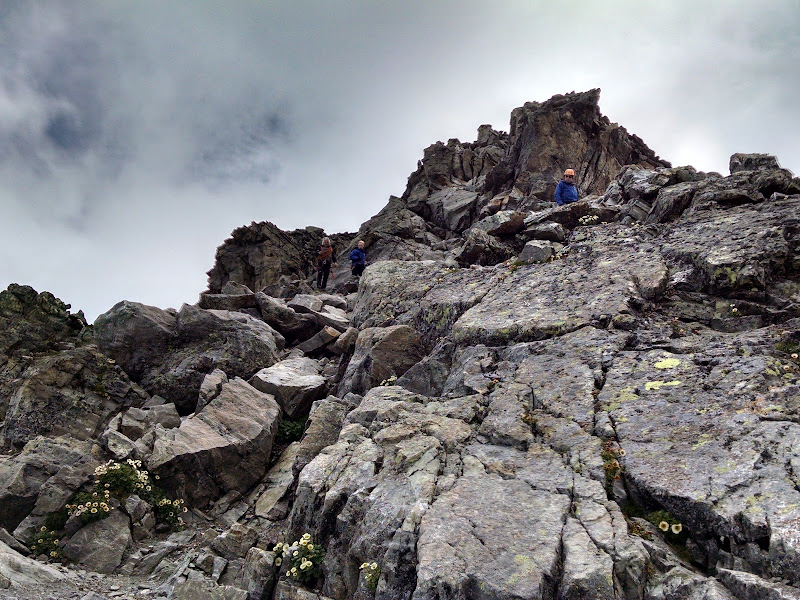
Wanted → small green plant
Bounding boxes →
[153,495,187,529]
[43,507,69,532]
[508,259,525,272]
[94,458,151,497]
[601,442,626,491]
[66,490,113,526]
[276,418,307,444]
[775,341,800,356]
[360,561,381,592]
[624,518,653,541]
[645,509,687,544]
[273,533,325,585]
[30,526,62,559]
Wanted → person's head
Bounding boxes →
[357,240,365,249]
[564,168,575,182]
[322,237,331,246]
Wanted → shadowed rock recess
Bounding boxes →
[2,90,800,599]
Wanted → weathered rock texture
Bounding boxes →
[147,377,281,507]
[206,222,355,297]
[204,89,668,293]
[93,302,282,413]
[3,91,800,600]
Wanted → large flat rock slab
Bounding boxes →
[661,197,800,296]
[148,377,281,507]
[597,328,800,584]
[414,473,568,600]
[249,358,326,419]
[452,227,668,345]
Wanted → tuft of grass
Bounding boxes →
[276,417,307,444]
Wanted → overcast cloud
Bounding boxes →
[1,1,798,321]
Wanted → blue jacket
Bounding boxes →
[554,180,578,205]
[349,248,366,266]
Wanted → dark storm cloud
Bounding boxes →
[0,1,798,321]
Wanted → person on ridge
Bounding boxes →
[554,168,579,205]
[316,237,337,290]
[349,240,367,278]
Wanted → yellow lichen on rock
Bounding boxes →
[654,357,681,369]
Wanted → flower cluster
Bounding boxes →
[646,510,687,543]
[658,521,683,534]
[360,561,381,592]
[154,496,187,528]
[66,490,112,525]
[601,442,626,491]
[29,526,62,559]
[379,375,398,386]
[578,214,600,226]
[94,458,152,497]
[273,533,325,585]
[29,458,188,564]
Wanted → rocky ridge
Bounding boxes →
[1,90,800,600]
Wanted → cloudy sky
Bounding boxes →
[1,1,798,322]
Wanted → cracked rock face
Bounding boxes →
[4,92,800,600]
[286,198,800,597]
[94,302,282,413]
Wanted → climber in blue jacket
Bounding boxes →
[554,168,579,205]
[349,240,367,277]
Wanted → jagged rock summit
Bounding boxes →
[2,90,800,600]
[206,89,670,295]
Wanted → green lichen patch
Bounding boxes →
[654,357,681,369]
[644,380,682,391]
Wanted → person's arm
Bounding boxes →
[554,181,563,205]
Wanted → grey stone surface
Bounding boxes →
[523,220,569,242]
[210,523,259,561]
[1,436,97,538]
[94,303,282,412]
[197,292,258,312]
[1,346,147,448]
[197,368,228,412]
[173,580,248,600]
[338,325,425,395]
[296,326,340,354]
[0,540,65,587]
[148,377,281,507]
[249,358,326,419]
[287,295,324,314]
[236,547,277,600]
[471,210,527,237]
[254,443,299,519]
[518,239,553,263]
[63,510,132,574]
